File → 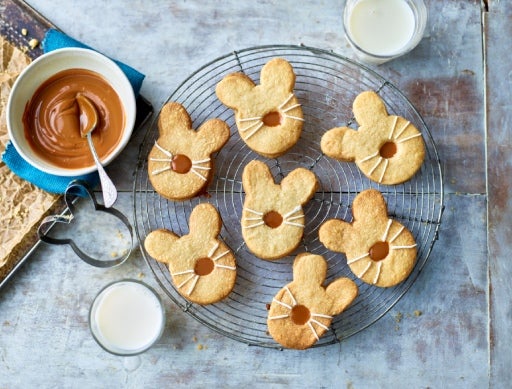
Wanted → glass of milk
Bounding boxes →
[343,0,427,65]
[89,279,166,356]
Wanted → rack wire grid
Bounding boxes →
[133,45,444,348]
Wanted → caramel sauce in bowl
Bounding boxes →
[7,48,136,176]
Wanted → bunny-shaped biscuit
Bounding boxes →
[148,102,230,200]
[144,203,236,305]
[319,189,417,287]
[216,58,303,158]
[267,253,358,350]
[321,91,425,185]
[241,160,318,260]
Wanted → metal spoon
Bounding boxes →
[76,94,118,208]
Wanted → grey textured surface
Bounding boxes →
[0,0,506,387]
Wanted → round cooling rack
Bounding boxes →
[133,45,444,348]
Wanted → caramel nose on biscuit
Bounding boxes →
[379,142,397,159]
[263,211,283,228]
[291,304,311,325]
[194,257,215,276]
[369,241,390,261]
[171,154,192,174]
[262,111,282,127]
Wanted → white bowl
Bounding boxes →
[7,47,136,176]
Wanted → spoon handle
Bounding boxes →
[87,134,118,208]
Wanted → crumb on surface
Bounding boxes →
[414,310,422,317]
[28,38,39,49]
[21,28,28,36]
[394,311,403,323]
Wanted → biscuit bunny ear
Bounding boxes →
[242,160,275,194]
[260,58,295,93]
[292,253,327,288]
[188,203,222,239]
[281,168,318,205]
[325,277,358,315]
[351,189,388,224]
[215,73,255,109]
[353,91,389,128]
[320,126,359,161]
[318,219,351,253]
[144,229,180,264]
[196,118,230,154]
[158,102,192,136]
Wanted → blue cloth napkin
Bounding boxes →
[1,29,145,194]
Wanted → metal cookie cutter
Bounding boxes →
[37,180,133,268]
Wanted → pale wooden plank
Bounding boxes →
[484,1,512,386]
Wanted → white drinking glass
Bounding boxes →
[343,0,427,65]
[89,279,166,359]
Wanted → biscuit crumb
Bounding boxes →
[21,28,28,36]
[414,310,422,317]
[28,38,39,49]
[110,251,118,258]
[138,272,145,279]
[197,344,204,350]
[394,312,403,323]
[192,336,197,342]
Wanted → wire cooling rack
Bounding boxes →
[133,45,444,348]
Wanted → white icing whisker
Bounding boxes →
[246,208,263,216]
[186,275,200,295]
[208,242,220,258]
[239,116,262,123]
[273,298,292,310]
[373,262,382,285]
[285,286,297,306]
[310,318,330,331]
[308,322,320,340]
[171,270,194,276]
[190,169,208,181]
[360,151,379,163]
[394,121,411,139]
[152,166,172,175]
[269,314,289,320]
[391,244,417,250]
[347,252,369,264]
[388,116,399,139]
[396,133,422,143]
[382,219,393,241]
[389,226,405,243]
[357,262,372,278]
[177,274,196,289]
[282,114,305,122]
[154,141,173,158]
[243,221,264,229]
[281,103,301,112]
[215,264,236,270]
[244,123,264,140]
[369,157,383,175]
[278,93,294,109]
[379,159,389,183]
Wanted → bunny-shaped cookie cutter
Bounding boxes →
[37,180,133,268]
